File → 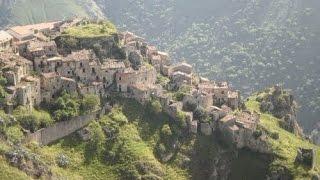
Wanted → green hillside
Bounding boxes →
[101,0,320,132]
[0,0,104,27]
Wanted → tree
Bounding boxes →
[53,92,80,121]
[183,96,197,112]
[176,110,187,129]
[194,106,208,122]
[85,121,106,162]
[13,106,53,132]
[81,94,101,114]
[128,51,142,70]
[149,99,162,114]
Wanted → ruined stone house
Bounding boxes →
[0,31,13,51]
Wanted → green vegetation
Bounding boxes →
[0,0,105,27]
[13,106,53,132]
[246,96,320,179]
[9,98,188,179]
[63,21,117,38]
[104,0,320,131]
[81,94,101,114]
[0,156,30,180]
[52,92,80,121]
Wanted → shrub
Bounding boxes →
[88,121,106,153]
[13,106,53,132]
[156,143,167,156]
[56,153,70,168]
[149,100,162,114]
[193,107,208,122]
[109,109,128,125]
[270,132,280,140]
[81,94,101,114]
[183,96,197,112]
[253,130,263,139]
[0,75,7,86]
[176,111,187,129]
[53,92,80,121]
[5,126,23,144]
[161,124,172,138]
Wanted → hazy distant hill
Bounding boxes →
[0,0,104,27]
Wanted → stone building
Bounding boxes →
[0,52,33,85]
[191,90,214,110]
[24,41,58,60]
[0,31,13,51]
[7,21,61,42]
[171,71,193,87]
[115,65,157,93]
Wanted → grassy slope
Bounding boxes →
[9,0,89,25]
[246,97,320,179]
[0,140,30,180]
[63,22,117,38]
[26,99,187,179]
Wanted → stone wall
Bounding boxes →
[26,106,107,146]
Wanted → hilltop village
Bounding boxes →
[0,18,319,180]
[0,18,277,153]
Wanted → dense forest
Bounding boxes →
[0,0,319,132]
[100,0,320,132]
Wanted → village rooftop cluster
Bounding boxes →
[0,19,263,147]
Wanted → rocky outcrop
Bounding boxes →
[279,114,303,136]
[258,85,304,136]
[310,123,320,145]
[5,147,51,178]
[295,148,316,170]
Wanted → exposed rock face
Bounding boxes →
[208,150,235,180]
[5,147,51,178]
[55,34,126,59]
[295,148,316,170]
[77,127,91,141]
[200,122,212,136]
[267,167,293,180]
[258,86,304,136]
[310,123,320,145]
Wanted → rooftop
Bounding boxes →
[28,41,56,52]
[102,59,125,70]
[64,50,92,62]
[41,72,59,79]
[8,21,60,36]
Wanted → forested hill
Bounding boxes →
[0,0,104,27]
[0,0,320,132]
[99,0,320,132]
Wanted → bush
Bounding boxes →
[176,111,187,129]
[156,143,167,156]
[81,94,101,114]
[0,75,7,86]
[5,126,23,144]
[13,106,53,132]
[109,109,128,125]
[56,153,70,168]
[88,121,106,153]
[161,124,172,138]
[270,132,280,140]
[193,107,208,122]
[53,92,80,121]
[183,96,197,112]
[253,130,263,139]
[149,100,162,114]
